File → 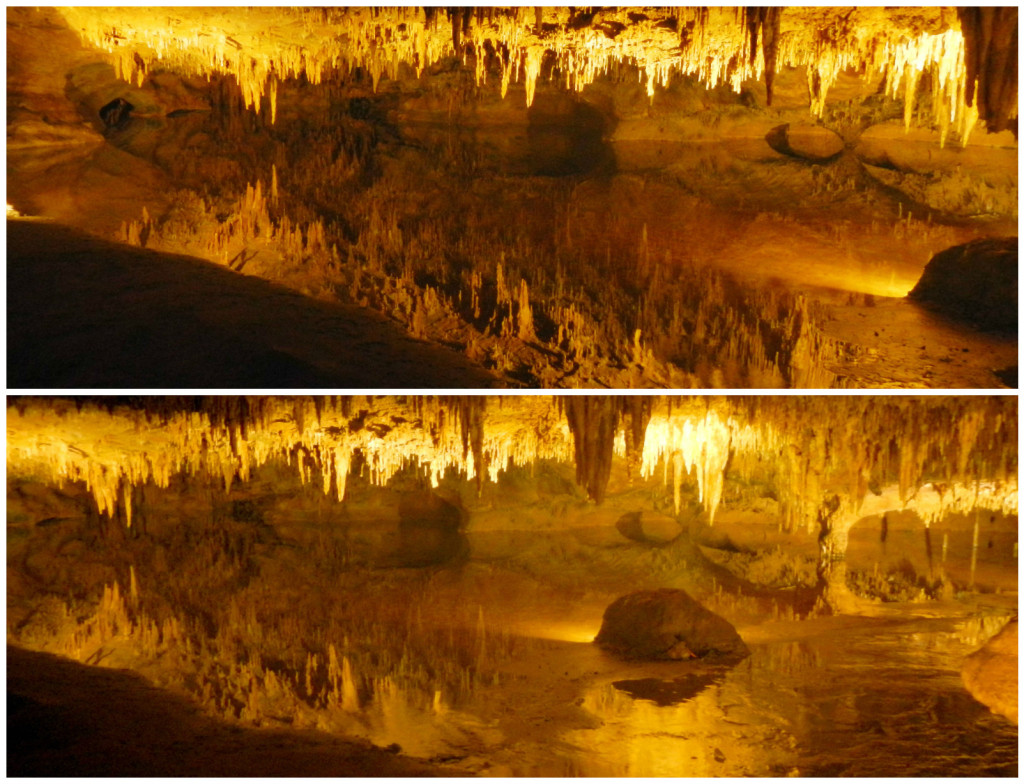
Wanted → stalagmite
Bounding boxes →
[341,656,359,712]
[971,510,981,587]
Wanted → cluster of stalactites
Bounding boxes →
[749,396,1019,532]
[640,399,762,524]
[5,396,1017,531]
[906,480,1018,527]
[57,7,982,143]
[5,396,577,527]
[880,27,979,147]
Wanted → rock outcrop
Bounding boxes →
[595,588,749,660]
[961,619,1018,725]
[908,237,1018,333]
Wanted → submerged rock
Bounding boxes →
[595,588,749,660]
[908,237,1017,333]
[765,123,844,162]
[961,619,1018,725]
[615,511,683,545]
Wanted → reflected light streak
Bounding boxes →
[844,270,918,299]
[517,621,600,644]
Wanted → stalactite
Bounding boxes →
[5,396,1017,529]
[58,6,978,137]
[621,396,653,481]
[453,396,487,491]
[958,7,1019,136]
[744,7,782,105]
[561,396,620,504]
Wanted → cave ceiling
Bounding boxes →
[6,396,1018,534]
[51,6,1016,142]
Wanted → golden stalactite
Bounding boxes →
[6,397,1016,531]
[957,7,1017,135]
[55,7,985,143]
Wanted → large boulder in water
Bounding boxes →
[765,123,844,162]
[595,588,749,660]
[615,511,683,545]
[961,619,1017,725]
[908,237,1017,333]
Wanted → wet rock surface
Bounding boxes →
[909,237,1018,333]
[962,619,1018,724]
[595,588,750,660]
[615,510,683,545]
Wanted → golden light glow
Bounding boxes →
[517,620,601,644]
[57,7,980,142]
[6,396,1016,535]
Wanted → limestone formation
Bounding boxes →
[595,588,749,660]
[4,395,1019,776]
[7,7,1018,389]
[909,237,1018,333]
[961,619,1018,725]
[6,395,1016,535]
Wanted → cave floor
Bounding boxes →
[5,217,499,388]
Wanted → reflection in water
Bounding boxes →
[296,618,1016,776]
[570,675,797,776]
[612,672,724,706]
[565,623,1016,777]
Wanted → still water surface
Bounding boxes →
[560,617,1017,777]
[362,612,1017,777]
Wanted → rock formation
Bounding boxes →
[909,237,1018,333]
[961,619,1018,725]
[595,588,750,659]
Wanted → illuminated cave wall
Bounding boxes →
[6,8,1019,389]
[48,7,1017,142]
[7,395,1017,535]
